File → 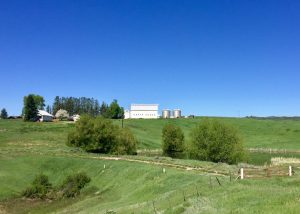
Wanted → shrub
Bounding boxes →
[22,174,52,199]
[67,115,138,154]
[115,128,138,155]
[67,115,95,150]
[60,172,91,198]
[189,119,245,164]
[162,124,185,158]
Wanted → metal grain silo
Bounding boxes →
[162,109,171,119]
[173,109,181,118]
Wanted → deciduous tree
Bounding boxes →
[189,119,245,164]
[162,124,185,158]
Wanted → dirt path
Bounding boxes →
[0,148,233,176]
[57,153,231,176]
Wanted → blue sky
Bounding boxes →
[1,0,300,116]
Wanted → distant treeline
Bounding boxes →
[48,96,124,119]
[246,116,300,121]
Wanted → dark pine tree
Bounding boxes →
[0,108,8,119]
[46,105,51,114]
[24,95,38,121]
[100,101,108,117]
[52,96,61,115]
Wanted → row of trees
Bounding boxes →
[66,117,244,164]
[51,96,124,119]
[162,119,246,164]
[22,94,125,121]
[51,96,100,116]
[67,115,138,155]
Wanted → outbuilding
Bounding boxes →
[38,110,54,122]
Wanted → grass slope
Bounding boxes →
[119,117,300,150]
[1,155,300,213]
[1,119,300,213]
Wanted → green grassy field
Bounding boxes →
[1,118,300,213]
[119,117,300,150]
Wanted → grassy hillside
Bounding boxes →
[2,117,300,151]
[2,119,300,213]
[119,117,300,150]
[2,152,300,213]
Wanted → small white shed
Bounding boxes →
[38,110,54,122]
[72,114,80,122]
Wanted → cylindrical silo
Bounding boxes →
[162,109,171,119]
[173,109,181,118]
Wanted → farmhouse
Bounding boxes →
[38,110,53,122]
[124,104,159,119]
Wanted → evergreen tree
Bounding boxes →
[0,108,8,119]
[100,102,108,117]
[94,100,100,116]
[65,98,74,115]
[51,97,123,118]
[24,95,38,121]
[52,96,61,115]
[46,105,51,114]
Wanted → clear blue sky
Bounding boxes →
[1,0,300,116]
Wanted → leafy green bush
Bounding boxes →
[188,119,245,164]
[162,124,185,158]
[22,174,52,199]
[115,128,138,155]
[22,172,91,200]
[60,172,91,198]
[67,115,138,154]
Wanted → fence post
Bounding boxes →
[289,166,292,176]
[240,168,244,180]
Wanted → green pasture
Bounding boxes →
[1,118,300,213]
[119,117,300,150]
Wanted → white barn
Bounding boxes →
[124,104,159,119]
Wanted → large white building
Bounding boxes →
[124,104,159,119]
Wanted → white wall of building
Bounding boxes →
[125,104,159,119]
[124,110,130,119]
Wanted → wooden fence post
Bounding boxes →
[240,168,244,180]
[289,166,292,177]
